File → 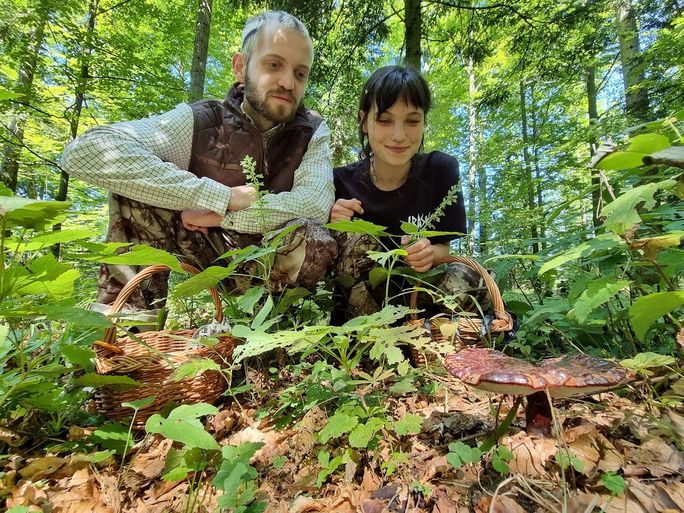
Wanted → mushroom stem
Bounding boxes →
[525,391,553,437]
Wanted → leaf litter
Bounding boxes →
[3,372,684,513]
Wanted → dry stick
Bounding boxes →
[546,389,569,513]
[489,476,516,513]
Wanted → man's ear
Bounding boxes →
[359,110,368,134]
[232,53,246,83]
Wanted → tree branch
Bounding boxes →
[424,0,542,28]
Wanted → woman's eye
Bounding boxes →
[377,118,391,125]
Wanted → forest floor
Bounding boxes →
[3,365,684,513]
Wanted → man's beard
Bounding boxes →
[244,74,299,125]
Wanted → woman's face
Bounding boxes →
[362,98,425,170]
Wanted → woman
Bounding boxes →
[330,65,487,320]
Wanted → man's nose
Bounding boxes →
[278,71,295,91]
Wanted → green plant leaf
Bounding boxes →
[319,412,359,443]
[122,396,156,410]
[568,278,631,323]
[0,196,69,228]
[349,417,385,448]
[0,87,21,101]
[275,287,311,313]
[601,179,677,235]
[77,374,141,388]
[597,151,646,170]
[368,267,389,289]
[601,472,626,495]
[389,378,417,395]
[629,291,684,341]
[61,344,96,369]
[251,295,274,330]
[626,133,671,154]
[96,245,182,272]
[172,265,234,298]
[145,403,220,450]
[38,303,112,328]
[239,287,265,315]
[621,352,676,375]
[172,358,221,381]
[90,422,133,455]
[393,413,423,436]
[400,221,419,234]
[325,219,388,236]
[538,234,623,275]
[19,229,97,251]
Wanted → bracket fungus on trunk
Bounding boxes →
[444,348,632,437]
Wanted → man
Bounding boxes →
[62,11,337,316]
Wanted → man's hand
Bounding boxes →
[402,236,435,273]
[228,185,258,211]
[330,198,363,222]
[181,209,222,234]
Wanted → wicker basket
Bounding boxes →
[92,263,237,427]
[407,256,513,367]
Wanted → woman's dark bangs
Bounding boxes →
[373,69,430,116]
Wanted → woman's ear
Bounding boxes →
[359,110,368,134]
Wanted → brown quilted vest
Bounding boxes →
[188,83,322,194]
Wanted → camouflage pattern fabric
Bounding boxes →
[332,232,491,322]
[97,194,337,310]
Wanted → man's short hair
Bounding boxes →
[241,11,313,64]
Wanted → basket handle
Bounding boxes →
[102,262,223,345]
[409,255,508,321]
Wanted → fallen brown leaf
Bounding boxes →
[129,438,173,480]
[623,438,684,478]
[654,481,684,511]
[502,431,557,477]
[18,456,67,480]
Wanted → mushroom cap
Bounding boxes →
[443,348,631,398]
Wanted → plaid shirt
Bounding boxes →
[61,103,334,234]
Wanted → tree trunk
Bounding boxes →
[404,0,421,69]
[520,81,539,254]
[188,0,213,103]
[53,0,98,255]
[0,3,49,193]
[467,56,478,256]
[586,66,602,229]
[57,0,98,206]
[615,0,650,122]
[530,84,545,252]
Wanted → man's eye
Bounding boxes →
[296,70,309,80]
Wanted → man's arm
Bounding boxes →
[219,121,335,234]
[61,104,233,215]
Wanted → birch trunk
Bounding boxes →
[615,0,650,122]
[586,66,602,229]
[467,56,478,256]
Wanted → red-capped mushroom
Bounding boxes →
[443,348,631,437]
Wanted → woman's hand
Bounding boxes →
[401,238,450,273]
[330,198,363,222]
[402,236,434,272]
[181,208,222,234]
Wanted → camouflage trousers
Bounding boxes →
[96,194,337,311]
[332,232,491,322]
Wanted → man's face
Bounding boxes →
[233,23,312,128]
